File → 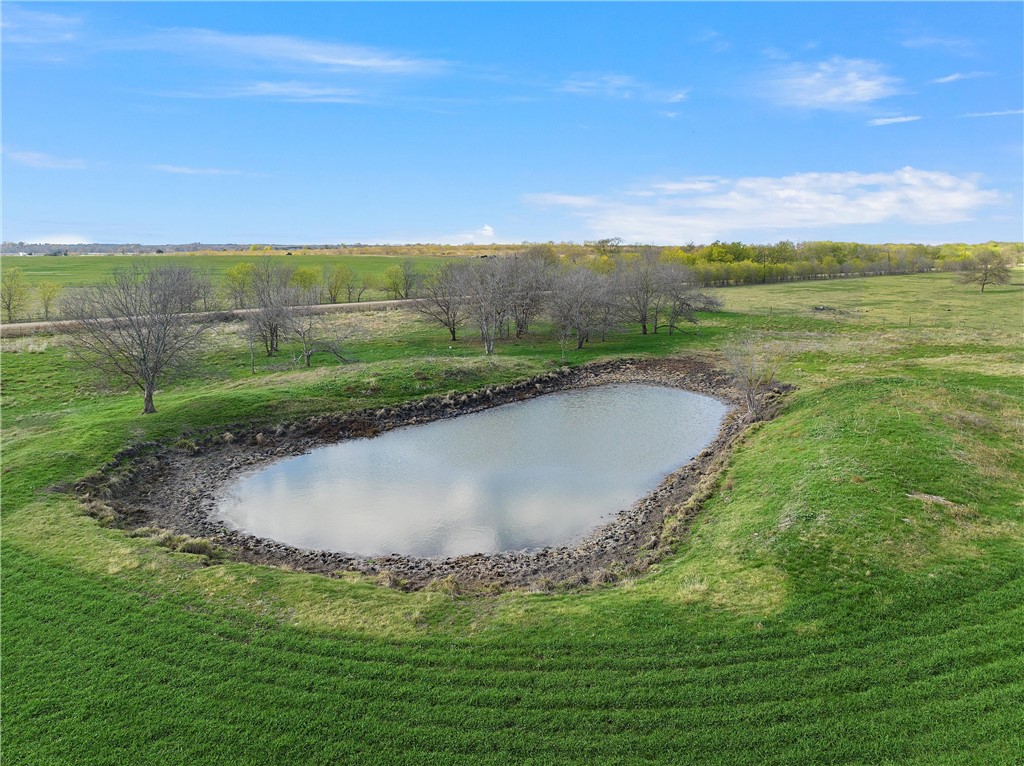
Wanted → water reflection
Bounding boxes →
[217,384,727,557]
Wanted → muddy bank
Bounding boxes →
[79,357,788,592]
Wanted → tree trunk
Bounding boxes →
[142,385,156,414]
[640,322,648,335]
[449,326,457,342]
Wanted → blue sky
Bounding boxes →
[2,2,1022,246]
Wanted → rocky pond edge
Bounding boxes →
[77,356,790,592]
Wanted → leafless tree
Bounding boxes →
[505,255,552,338]
[417,260,470,341]
[462,258,512,355]
[613,252,661,334]
[724,336,782,422]
[284,287,362,367]
[549,267,603,352]
[657,263,721,334]
[248,262,294,355]
[958,249,1012,292]
[60,265,215,414]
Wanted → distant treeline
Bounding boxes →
[562,240,1023,287]
[3,238,1022,278]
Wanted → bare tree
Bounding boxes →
[505,255,552,338]
[724,336,782,422]
[463,258,512,355]
[657,263,721,334]
[248,262,294,355]
[417,260,470,341]
[549,267,603,352]
[958,249,1012,292]
[61,265,214,414]
[613,252,661,334]
[1,266,30,322]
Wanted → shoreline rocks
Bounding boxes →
[81,356,784,592]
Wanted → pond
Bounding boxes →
[216,384,728,558]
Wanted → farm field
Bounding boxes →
[1,271,1022,764]
[0,250,451,288]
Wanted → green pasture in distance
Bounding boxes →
[0,251,450,287]
[1,270,1022,764]
[714,269,1023,331]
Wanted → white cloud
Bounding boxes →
[931,72,990,84]
[223,81,363,103]
[526,168,1002,243]
[559,74,688,104]
[447,224,496,245]
[868,115,922,126]
[25,234,91,245]
[650,178,726,194]
[3,149,86,170]
[902,36,974,55]
[1,6,80,44]
[766,57,901,109]
[691,29,731,53]
[145,28,446,75]
[150,164,242,176]
[369,224,498,246]
[961,109,1024,118]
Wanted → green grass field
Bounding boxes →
[0,251,450,319]
[1,271,1022,764]
[0,251,450,288]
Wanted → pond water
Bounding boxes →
[216,384,728,558]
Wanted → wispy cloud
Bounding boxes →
[3,149,87,170]
[691,29,731,54]
[559,74,688,104]
[903,35,974,56]
[150,164,243,176]
[142,28,446,75]
[172,81,365,103]
[1,6,81,44]
[526,168,1002,243]
[961,109,1024,118]
[868,115,922,127]
[765,57,902,109]
[931,71,990,85]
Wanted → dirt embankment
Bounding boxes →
[78,357,789,592]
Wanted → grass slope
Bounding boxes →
[1,272,1022,764]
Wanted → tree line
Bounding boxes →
[2,239,1018,323]
[414,250,719,355]
[20,243,1012,416]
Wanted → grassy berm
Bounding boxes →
[1,271,1021,765]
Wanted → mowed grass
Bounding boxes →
[1,272,1022,764]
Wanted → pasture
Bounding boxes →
[1,271,1021,764]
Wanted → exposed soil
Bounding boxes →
[78,356,789,592]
